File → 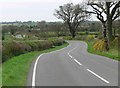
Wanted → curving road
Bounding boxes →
[27,41,118,86]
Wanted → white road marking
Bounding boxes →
[32,43,71,87]
[67,45,109,84]
[68,46,82,66]
[69,54,73,58]
[74,59,82,65]
[32,54,44,87]
[87,69,110,84]
[32,42,111,86]
[67,46,77,58]
[68,47,77,54]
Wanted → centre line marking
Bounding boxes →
[69,55,73,58]
[74,59,82,65]
[87,69,110,84]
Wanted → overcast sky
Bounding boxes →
[0,0,97,22]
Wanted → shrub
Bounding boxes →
[77,32,86,35]
[93,39,107,51]
[89,32,99,35]
[36,41,53,51]
[2,41,31,62]
[51,38,64,46]
[62,36,73,40]
[85,35,95,41]
[25,41,39,51]
[18,42,31,52]
[2,38,65,62]
[110,37,118,49]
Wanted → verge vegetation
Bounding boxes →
[2,42,68,86]
[62,35,119,61]
[87,40,119,61]
[2,38,64,63]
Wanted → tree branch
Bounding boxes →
[88,2,107,14]
[112,11,120,21]
[111,1,120,18]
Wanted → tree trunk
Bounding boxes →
[104,37,109,51]
[69,26,76,38]
[72,31,76,38]
[102,23,109,51]
[107,18,113,41]
[106,2,113,42]
[102,23,107,38]
[113,28,116,38]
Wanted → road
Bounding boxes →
[27,41,118,86]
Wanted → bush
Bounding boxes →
[77,32,86,35]
[25,41,39,51]
[51,38,64,46]
[62,36,73,40]
[89,32,100,35]
[93,39,107,51]
[110,37,118,49]
[2,38,65,62]
[77,32,99,35]
[2,41,31,62]
[85,35,95,41]
[36,41,53,50]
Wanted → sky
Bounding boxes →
[0,0,97,22]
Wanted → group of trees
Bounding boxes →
[54,0,120,50]
[79,21,102,32]
[2,21,69,40]
[2,20,104,40]
[2,20,104,39]
[37,21,69,37]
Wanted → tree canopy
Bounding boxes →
[54,3,90,38]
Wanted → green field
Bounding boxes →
[2,43,68,86]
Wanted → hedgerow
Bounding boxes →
[2,38,65,62]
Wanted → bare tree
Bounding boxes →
[54,3,90,38]
[87,0,120,41]
[87,0,120,51]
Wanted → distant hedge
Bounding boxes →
[2,38,65,62]
[77,32,100,35]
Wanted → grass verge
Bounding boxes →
[87,41,119,61]
[2,42,69,86]
[0,64,2,88]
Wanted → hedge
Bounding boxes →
[2,38,65,62]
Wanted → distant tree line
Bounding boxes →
[2,19,119,40]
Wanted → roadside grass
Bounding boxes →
[0,64,2,88]
[87,41,119,61]
[0,39,1,87]
[2,42,68,86]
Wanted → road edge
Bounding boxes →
[27,42,70,86]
